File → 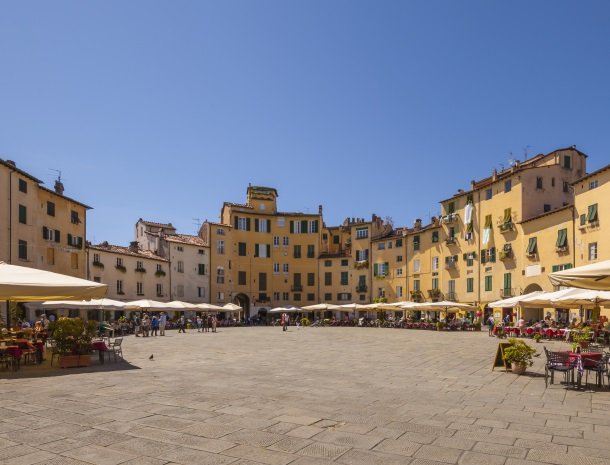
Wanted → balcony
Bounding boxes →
[355,260,369,269]
[155,270,166,277]
[291,285,303,292]
[499,250,513,260]
[428,289,442,300]
[410,290,424,303]
[135,267,147,273]
[115,264,126,272]
[92,260,104,269]
[440,213,458,224]
[446,291,457,301]
[501,288,516,298]
[499,221,514,233]
[445,261,457,270]
[445,237,457,246]
[356,285,368,293]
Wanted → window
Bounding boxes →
[463,252,475,267]
[70,253,78,269]
[563,181,570,193]
[216,240,225,254]
[324,272,332,286]
[563,154,572,169]
[293,294,300,302]
[504,180,512,193]
[93,276,101,283]
[198,249,205,255]
[307,273,315,286]
[556,229,568,250]
[177,285,184,297]
[198,287,205,298]
[324,260,332,267]
[217,292,225,301]
[273,291,280,301]
[216,266,225,284]
[551,264,573,272]
[413,235,420,251]
[341,259,348,266]
[536,177,543,189]
[503,273,512,294]
[47,201,55,216]
[283,292,289,300]
[216,228,225,235]
[273,263,280,274]
[324,293,332,301]
[527,237,537,256]
[397,255,403,262]
[177,260,184,273]
[355,249,369,262]
[277,217,285,227]
[307,293,315,301]
[156,264,163,272]
[589,242,598,261]
[116,257,123,267]
[293,245,301,258]
[238,271,247,285]
[396,268,403,276]
[333,235,340,244]
[590,180,599,190]
[116,280,124,294]
[71,210,80,224]
[485,188,492,200]
[136,261,144,271]
[448,226,456,239]
[291,221,301,234]
[447,202,455,214]
[544,204,551,213]
[396,239,403,247]
[337,293,351,301]
[551,177,556,187]
[432,231,439,243]
[340,272,348,285]
[176,245,184,252]
[18,179,27,193]
[47,247,55,265]
[308,220,319,233]
[282,236,289,246]
[356,227,368,239]
[466,277,474,293]
[485,275,492,292]
[396,286,403,298]
[198,264,206,275]
[136,282,143,295]
[18,205,26,224]
[378,288,386,298]
[157,284,163,296]
[377,242,385,250]
[238,242,247,256]
[432,257,439,271]
[307,245,315,258]
[236,217,249,230]
[374,262,389,277]
[273,236,280,246]
[282,263,289,274]
[587,203,598,223]
[413,259,421,273]
[256,219,270,233]
[413,280,420,291]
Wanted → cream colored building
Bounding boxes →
[405,220,442,302]
[87,242,169,301]
[370,228,407,303]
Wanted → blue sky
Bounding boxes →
[1,1,609,245]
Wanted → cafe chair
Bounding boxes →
[544,347,573,388]
[584,353,609,389]
[107,338,123,362]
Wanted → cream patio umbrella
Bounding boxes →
[301,303,340,311]
[517,288,585,307]
[551,289,610,323]
[549,260,610,290]
[196,303,225,311]
[40,298,126,310]
[0,262,107,301]
[124,299,169,310]
[269,305,302,313]
[488,291,545,309]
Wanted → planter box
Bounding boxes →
[59,354,92,368]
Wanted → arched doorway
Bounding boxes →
[521,283,544,323]
[234,293,250,321]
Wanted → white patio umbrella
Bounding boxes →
[196,303,225,311]
[124,299,169,310]
[551,289,610,306]
[337,303,366,312]
[165,301,198,310]
[301,303,340,311]
[269,305,302,313]
[517,288,586,307]
[488,291,545,308]
[41,298,126,310]
[415,300,478,312]
[549,260,610,290]
[222,303,242,311]
[0,262,107,301]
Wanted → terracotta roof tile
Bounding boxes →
[164,234,207,247]
[138,218,175,229]
[88,243,168,261]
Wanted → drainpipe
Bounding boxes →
[6,170,12,327]
[476,189,482,313]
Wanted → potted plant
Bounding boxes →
[503,338,536,375]
[436,321,445,331]
[533,333,542,343]
[47,317,96,368]
[573,327,591,349]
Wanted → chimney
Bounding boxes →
[414,218,422,230]
[6,160,16,167]
[470,180,476,190]
[492,169,498,182]
[431,216,438,225]
[54,179,64,195]
[129,241,139,253]
[318,205,323,215]
[102,241,109,247]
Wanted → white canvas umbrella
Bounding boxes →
[196,303,225,311]
[0,262,107,301]
[517,288,585,307]
[302,303,340,311]
[165,301,198,310]
[41,298,126,310]
[222,303,242,311]
[488,291,545,308]
[415,300,478,312]
[124,299,169,310]
[551,289,610,306]
[337,303,366,312]
[549,260,610,290]
[269,305,302,313]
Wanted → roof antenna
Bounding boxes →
[192,218,201,234]
[50,169,64,195]
[522,145,533,160]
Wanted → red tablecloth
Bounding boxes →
[3,346,22,359]
[91,341,109,352]
[567,351,603,375]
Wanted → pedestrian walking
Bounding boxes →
[151,315,159,336]
[133,313,141,337]
[159,312,167,336]
[211,315,217,333]
[487,315,495,336]
[178,315,186,333]
[203,314,209,332]
[282,312,288,332]
[196,315,202,332]
[142,313,150,337]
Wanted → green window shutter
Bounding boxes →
[462,253,467,260]
[565,263,573,270]
[78,237,83,249]
[580,214,586,226]
[255,219,259,232]
[19,205,26,224]
[467,278,474,293]
[556,229,567,248]
[590,203,598,222]
[301,220,308,234]
[552,265,559,272]
[289,221,294,233]
[373,263,379,277]
[55,230,60,243]
[234,216,239,229]
[266,244,271,257]
[481,251,487,264]
[490,247,496,262]
[384,262,389,276]
[67,233,73,245]
[503,208,511,223]
[254,244,259,257]
[246,218,251,231]
[42,226,49,240]
[267,219,272,232]
[504,272,511,289]
[484,215,492,228]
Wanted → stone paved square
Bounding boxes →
[1,327,610,465]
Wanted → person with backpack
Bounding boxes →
[487,315,495,336]
[133,314,141,337]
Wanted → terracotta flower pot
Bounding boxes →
[59,354,91,368]
[511,362,526,375]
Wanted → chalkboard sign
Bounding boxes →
[492,342,511,371]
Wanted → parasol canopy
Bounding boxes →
[301,303,340,311]
[40,298,126,310]
[549,260,610,290]
[488,291,546,308]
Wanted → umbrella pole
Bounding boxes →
[4,300,10,328]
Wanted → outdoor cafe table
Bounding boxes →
[566,351,603,387]
[493,326,520,336]
[91,340,109,364]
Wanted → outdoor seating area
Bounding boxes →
[543,345,609,390]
